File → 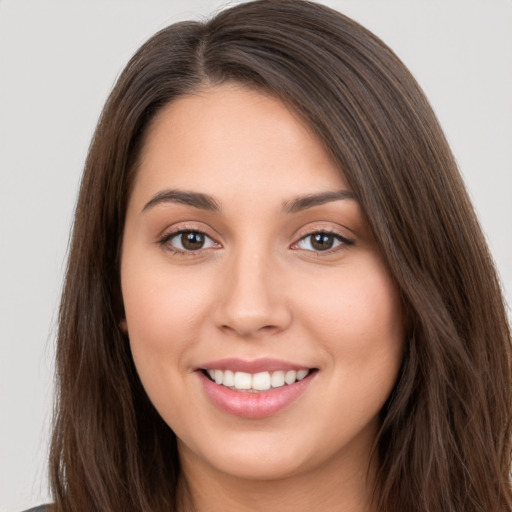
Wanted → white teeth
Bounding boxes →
[284,370,297,385]
[297,369,308,381]
[234,371,252,390]
[252,371,271,391]
[223,369,235,387]
[271,370,285,388]
[205,368,311,391]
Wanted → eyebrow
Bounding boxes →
[142,189,221,213]
[142,188,356,214]
[282,190,356,213]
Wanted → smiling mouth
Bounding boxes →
[201,368,317,392]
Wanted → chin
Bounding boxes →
[179,430,316,481]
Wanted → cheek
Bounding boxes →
[294,257,404,374]
[120,256,216,392]
[120,259,217,421]
[122,260,209,340]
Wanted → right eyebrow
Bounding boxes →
[142,189,221,213]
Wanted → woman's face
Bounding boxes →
[121,83,404,482]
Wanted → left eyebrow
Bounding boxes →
[282,190,356,213]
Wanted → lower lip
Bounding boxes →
[198,371,315,419]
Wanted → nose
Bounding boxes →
[213,250,292,339]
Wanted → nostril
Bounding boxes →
[212,271,293,337]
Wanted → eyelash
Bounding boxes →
[158,228,354,256]
[291,229,354,254]
[158,229,219,256]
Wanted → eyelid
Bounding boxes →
[290,227,354,253]
[156,223,354,256]
[157,224,222,255]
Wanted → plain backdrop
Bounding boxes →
[0,1,511,510]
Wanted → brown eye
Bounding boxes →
[163,230,218,253]
[311,233,335,251]
[181,231,205,250]
[295,231,351,253]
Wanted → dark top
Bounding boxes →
[22,507,48,512]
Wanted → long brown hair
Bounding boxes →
[50,1,512,510]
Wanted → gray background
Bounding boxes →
[1,1,511,510]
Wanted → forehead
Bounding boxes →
[131,83,348,210]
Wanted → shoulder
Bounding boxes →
[21,506,50,512]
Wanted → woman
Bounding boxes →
[37,0,512,511]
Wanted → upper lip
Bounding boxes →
[197,358,313,373]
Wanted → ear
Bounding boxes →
[119,318,128,334]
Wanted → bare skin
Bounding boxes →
[120,83,404,512]
[178,427,379,512]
